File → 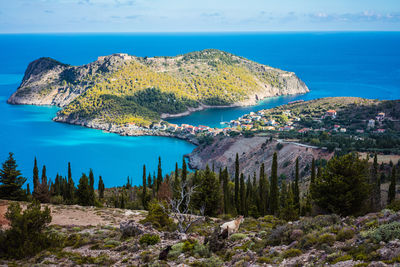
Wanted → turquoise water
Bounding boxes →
[0,32,399,187]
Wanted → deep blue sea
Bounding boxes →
[0,32,399,187]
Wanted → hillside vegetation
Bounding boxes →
[9,49,308,126]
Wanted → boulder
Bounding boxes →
[120,220,155,237]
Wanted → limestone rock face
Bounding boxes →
[8,53,132,106]
[120,220,157,237]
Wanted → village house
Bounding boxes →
[298,128,311,133]
[376,112,385,121]
[168,124,178,131]
[356,129,365,134]
[376,129,386,134]
[340,128,347,133]
[325,109,337,119]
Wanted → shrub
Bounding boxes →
[331,254,352,264]
[0,201,54,259]
[193,243,210,258]
[336,228,355,241]
[300,233,318,249]
[318,233,336,246]
[363,222,400,243]
[282,248,302,258]
[203,256,223,267]
[230,233,247,242]
[141,200,174,231]
[139,234,160,246]
[182,239,197,253]
[168,242,184,259]
[387,199,400,212]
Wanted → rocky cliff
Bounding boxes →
[187,136,333,180]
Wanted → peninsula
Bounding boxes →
[8,49,308,140]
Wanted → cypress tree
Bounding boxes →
[269,152,279,215]
[245,176,252,217]
[54,174,61,196]
[98,176,105,199]
[77,173,90,206]
[142,164,147,209]
[234,153,240,212]
[240,173,245,215]
[26,183,31,196]
[182,157,187,185]
[222,167,230,214]
[294,157,300,211]
[157,156,162,191]
[36,165,50,203]
[281,182,298,221]
[89,169,95,205]
[259,163,266,215]
[66,162,74,203]
[311,158,316,185]
[388,167,396,204]
[147,173,152,189]
[33,157,39,197]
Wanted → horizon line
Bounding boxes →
[1,30,400,35]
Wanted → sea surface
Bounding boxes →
[0,32,399,187]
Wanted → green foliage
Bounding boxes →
[387,199,400,211]
[318,233,336,246]
[282,248,302,258]
[58,50,285,126]
[0,152,27,200]
[196,165,221,216]
[77,173,91,206]
[362,222,400,243]
[0,201,53,259]
[229,233,247,242]
[336,227,355,241]
[141,200,174,231]
[139,234,160,246]
[311,153,370,216]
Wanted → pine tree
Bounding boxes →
[77,173,90,206]
[269,152,279,215]
[388,167,396,204]
[33,157,39,197]
[294,157,300,212]
[259,163,266,215]
[98,176,105,199]
[240,173,245,215]
[173,162,181,201]
[157,156,162,191]
[234,153,240,212]
[89,169,95,205]
[0,153,26,200]
[142,164,147,209]
[198,165,221,216]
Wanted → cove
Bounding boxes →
[1,32,399,187]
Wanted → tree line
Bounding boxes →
[0,150,399,220]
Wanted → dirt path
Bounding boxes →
[0,200,147,228]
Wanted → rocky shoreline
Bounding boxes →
[52,116,201,146]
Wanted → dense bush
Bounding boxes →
[387,199,400,212]
[139,234,160,246]
[0,201,54,259]
[363,222,400,243]
[141,200,174,231]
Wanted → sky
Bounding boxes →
[0,0,400,33]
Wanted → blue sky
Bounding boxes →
[1,0,400,33]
